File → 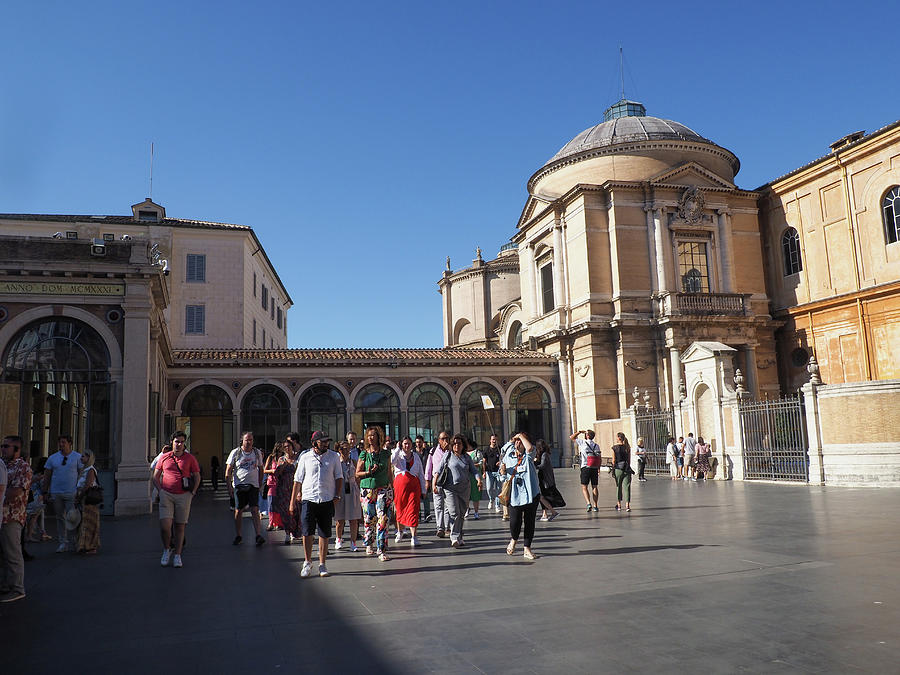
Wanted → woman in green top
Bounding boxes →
[467,438,484,520]
[355,426,394,561]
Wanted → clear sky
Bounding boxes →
[2,1,897,348]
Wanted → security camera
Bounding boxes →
[52,232,64,239]
[160,259,169,276]
[121,234,132,241]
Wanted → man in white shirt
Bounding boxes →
[570,430,601,512]
[290,431,342,578]
[225,432,265,547]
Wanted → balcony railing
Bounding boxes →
[654,292,750,317]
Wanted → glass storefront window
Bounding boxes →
[508,381,553,447]
[240,384,290,454]
[351,383,400,444]
[407,382,451,445]
[459,382,502,449]
[299,384,346,448]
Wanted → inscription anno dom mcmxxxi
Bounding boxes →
[0,281,126,296]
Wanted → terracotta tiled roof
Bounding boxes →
[173,348,556,366]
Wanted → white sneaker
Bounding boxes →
[56,543,68,554]
[350,542,358,552]
[300,561,312,578]
[539,515,549,522]
[394,531,404,543]
[160,549,172,566]
[173,554,183,568]
[335,539,344,550]
[318,564,329,577]
[411,536,420,547]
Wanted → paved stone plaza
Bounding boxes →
[5,470,899,673]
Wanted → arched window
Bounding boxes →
[352,383,400,443]
[299,384,346,448]
[407,382,451,444]
[240,384,290,453]
[883,186,900,244]
[508,381,553,446]
[781,227,802,276]
[508,321,524,349]
[459,382,503,449]
[2,317,113,468]
[181,385,231,416]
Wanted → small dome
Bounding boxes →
[545,115,712,167]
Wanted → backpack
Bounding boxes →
[584,440,601,468]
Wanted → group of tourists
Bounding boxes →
[0,433,102,604]
[150,425,571,576]
[665,433,712,480]
[570,429,636,512]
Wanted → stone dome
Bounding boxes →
[546,115,712,166]
[527,100,740,201]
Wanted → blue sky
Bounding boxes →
[2,1,897,348]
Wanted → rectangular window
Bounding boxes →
[261,285,268,310]
[185,305,205,334]
[138,210,159,222]
[677,241,711,293]
[540,263,555,313]
[185,254,206,282]
[263,328,266,346]
[253,318,257,345]
[253,272,257,297]
[102,233,115,242]
[276,307,283,329]
[270,300,275,320]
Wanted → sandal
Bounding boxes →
[378,552,390,562]
[523,550,538,561]
[506,542,515,556]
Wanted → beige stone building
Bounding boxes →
[758,122,900,388]
[443,99,781,440]
[0,198,292,350]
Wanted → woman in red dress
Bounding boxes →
[391,436,426,547]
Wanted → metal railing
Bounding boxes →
[738,395,809,482]
[634,408,676,475]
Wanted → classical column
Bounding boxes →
[552,216,565,319]
[521,243,538,320]
[114,284,153,516]
[670,346,683,409]
[744,345,758,397]
[717,209,735,293]
[653,208,670,292]
[645,207,659,295]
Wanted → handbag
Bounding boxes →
[434,456,451,489]
[172,453,195,493]
[82,467,103,506]
[498,476,513,506]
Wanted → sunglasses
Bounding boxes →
[62,455,68,464]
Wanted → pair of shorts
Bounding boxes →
[683,453,695,467]
[580,466,599,486]
[234,485,260,510]
[159,490,193,523]
[300,500,335,539]
[676,457,684,467]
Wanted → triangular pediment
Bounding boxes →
[649,162,735,189]
[681,341,737,363]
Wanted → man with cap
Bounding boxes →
[290,431,343,578]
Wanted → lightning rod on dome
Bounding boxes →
[619,46,625,100]
[149,141,154,200]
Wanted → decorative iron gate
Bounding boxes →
[738,395,808,482]
[634,408,675,475]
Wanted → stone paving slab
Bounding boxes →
[4,471,900,673]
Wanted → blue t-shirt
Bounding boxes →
[46,451,83,494]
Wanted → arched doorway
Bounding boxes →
[179,384,234,481]
[298,384,346,448]
[1,317,113,468]
[509,381,553,447]
[352,383,400,443]
[459,382,502,449]
[407,382,451,445]
[240,384,290,453]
